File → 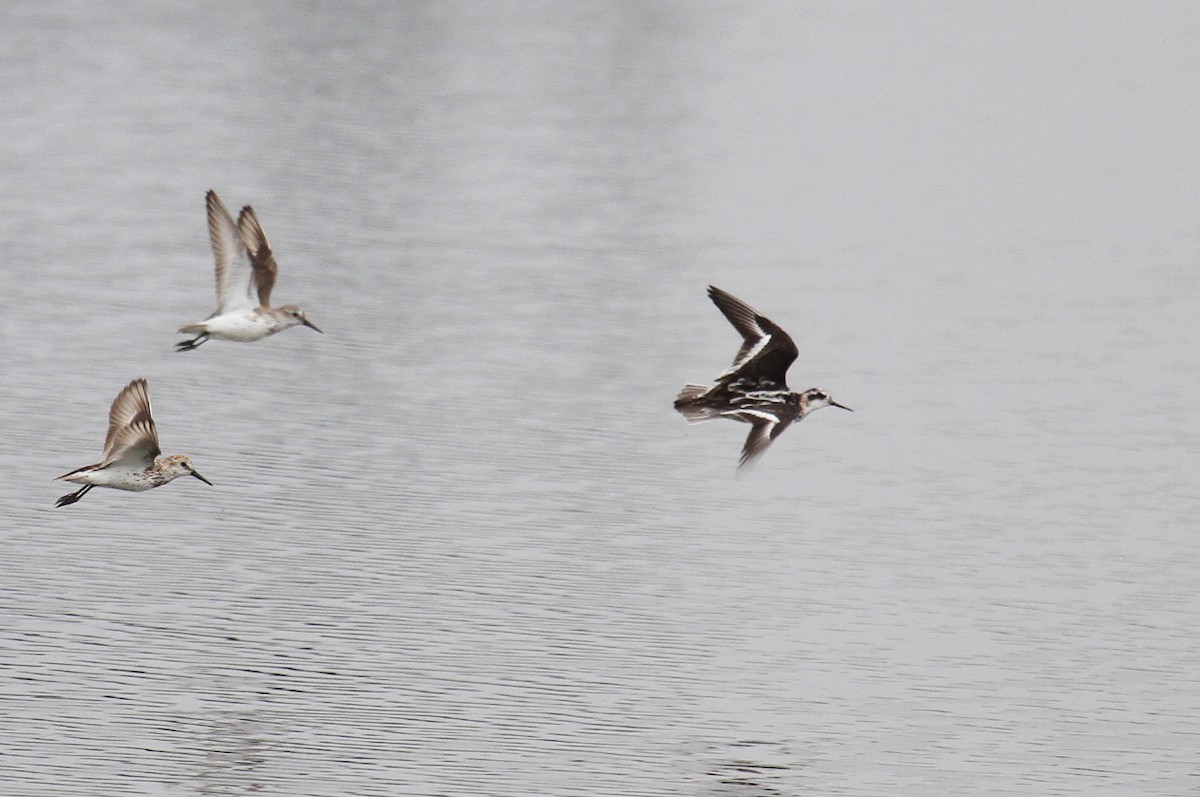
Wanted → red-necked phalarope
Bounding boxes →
[674,285,851,468]
[177,190,321,351]
[55,378,212,507]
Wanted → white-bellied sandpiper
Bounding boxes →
[55,378,212,507]
[177,190,321,351]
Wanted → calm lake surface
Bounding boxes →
[3,2,1199,795]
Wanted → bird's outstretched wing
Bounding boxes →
[207,190,257,313]
[100,378,161,468]
[727,408,795,468]
[708,285,799,388]
[237,206,279,308]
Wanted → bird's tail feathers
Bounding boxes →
[674,384,719,423]
[56,463,100,481]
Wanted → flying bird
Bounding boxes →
[55,378,212,507]
[177,190,321,350]
[674,285,851,467]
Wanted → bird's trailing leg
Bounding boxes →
[55,484,93,508]
[175,333,209,352]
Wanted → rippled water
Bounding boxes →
[3,2,1199,795]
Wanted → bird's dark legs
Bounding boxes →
[55,484,93,508]
[175,334,209,352]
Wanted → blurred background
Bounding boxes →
[2,2,1198,795]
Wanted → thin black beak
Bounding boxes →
[191,470,214,486]
[303,319,323,333]
[831,401,853,412]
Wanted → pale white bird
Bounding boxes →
[177,190,321,351]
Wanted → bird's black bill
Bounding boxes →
[303,319,323,333]
[831,401,853,412]
[191,471,214,486]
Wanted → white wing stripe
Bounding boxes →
[720,408,778,424]
[717,333,771,378]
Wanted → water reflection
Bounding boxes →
[195,712,267,795]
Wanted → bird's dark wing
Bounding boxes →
[733,410,796,468]
[707,285,798,387]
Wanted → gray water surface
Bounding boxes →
[3,3,1199,795]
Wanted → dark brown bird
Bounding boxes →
[675,285,851,467]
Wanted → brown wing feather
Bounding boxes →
[708,285,764,342]
[707,285,799,387]
[238,206,278,308]
[207,190,256,312]
[708,285,765,370]
[100,379,161,468]
[737,413,796,468]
